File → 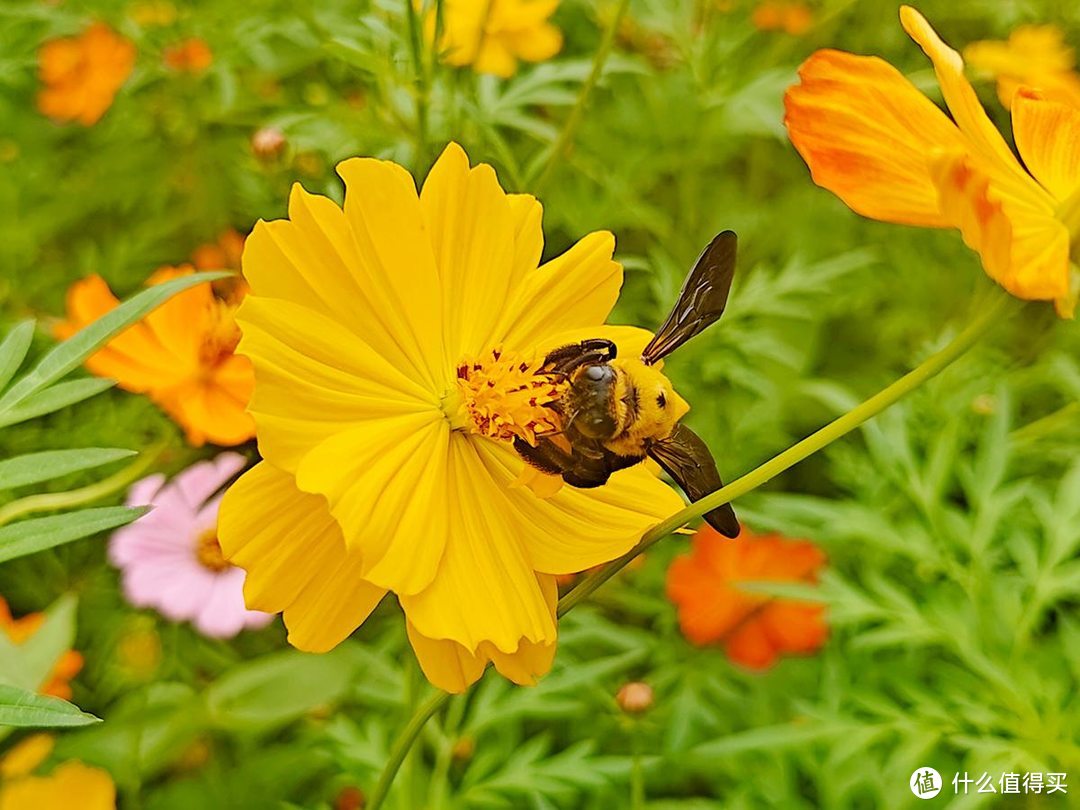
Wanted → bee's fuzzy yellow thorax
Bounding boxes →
[604,358,689,456]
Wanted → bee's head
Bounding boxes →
[570,364,619,438]
[612,358,689,440]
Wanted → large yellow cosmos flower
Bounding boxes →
[784,6,1080,318]
[218,142,682,693]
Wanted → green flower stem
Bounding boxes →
[405,0,430,161]
[559,292,1012,615]
[367,290,1011,810]
[369,689,450,810]
[1011,400,1080,444]
[0,441,167,527]
[532,0,631,195]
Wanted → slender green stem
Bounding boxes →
[367,291,1011,809]
[0,441,167,526]
[558,292,1011,616]
[1011,400,1079,444]
[533,0,631,194]
[405,0,430,161]
[369,689,450,810]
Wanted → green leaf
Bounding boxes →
[0,684,101,728]
[0,378,115,429]
[0,271,229,417]
[0,505,147,564]
[0,320,35,393]
[0,595,77,692]
[0,448,136,490]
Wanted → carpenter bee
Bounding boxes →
[514,231,740,537]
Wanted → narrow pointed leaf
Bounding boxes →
[0,270,229,415]
[0,505,148,564]
[0,378,115,429]
[0,684,101,728]
[0,320,35,393]
[0,448,136,491]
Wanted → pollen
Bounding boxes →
[454,350,566,446]
[195,529,230,572]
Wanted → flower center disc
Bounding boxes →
[195,529,230,572]
[453,350,566,446]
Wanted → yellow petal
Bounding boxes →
[0,761,115,810]
[244,186,435,385]
[474,440,684,574]
[406,621,487,693]
[219,462,387,652]
[336,157,448,392]
[930,150,1072,303]
[1011,89,1080,201]
[473,37,518,77]
[497,231,623,351]
[420,142,519,357]
[784,48,962,227]
[400,436,556,652]
[0,735,54,778]
[506,23,563,62]
[479,574,558,685]
[237,296,437,472]
[294,414,451,595]
[899,6,1043,209]
[507,193,544,280]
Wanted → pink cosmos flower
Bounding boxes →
[110,453,273,638]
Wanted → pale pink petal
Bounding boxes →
[125,473,166,507]
[172,452,247,511]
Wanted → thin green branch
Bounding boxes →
[533,0,631,194]
[368,689,450,810]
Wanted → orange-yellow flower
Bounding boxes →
[784,6,1080,318]
[191,229,245,271]
[0,598,83,700]
[752,1,813,36]
[37,23,135,126]
[218,142,684,693]
[0,735,115,810]
[666,525,827,669]
[55,267,255,446]
[964,25,1080,110]
[435,0,563,78]
[163,37,213,73]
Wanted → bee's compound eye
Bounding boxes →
[656,391,667,408]
[584,365,606,381]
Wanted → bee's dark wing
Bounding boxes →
[641,230,737,365]
[648,423,739,537]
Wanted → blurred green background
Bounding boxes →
[2,0,1080,807]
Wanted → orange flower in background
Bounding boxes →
[191,228,245,271]
[666,525,827,669]
[965,25,1080,110]
[0,599,83,700]
[37,22,135,126]
[163,37,213,73]
[55,266,255,446]
[0,735,115,810]
[785,6,1080,318]
[435,0,563,78]
[752,1,812,36]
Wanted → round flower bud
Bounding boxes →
[616,681,654,714]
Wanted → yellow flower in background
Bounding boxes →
[965,25,1080,110]
[435,0,563,78]
[0,735,115,810]
[56,266,255,446]
[0,598,83,701]
[37,22,135,126]
[752,1,813,36]
[784,6,1080,318]
[218,142,682,693]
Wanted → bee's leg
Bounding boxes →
[513,436,572,477]
[541,339,617,376]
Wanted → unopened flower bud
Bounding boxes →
[252,126,286,160]
[616,681,654,714]
[451,736,475,762]
[335,786,365,810]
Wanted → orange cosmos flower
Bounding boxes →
[163,37,213,73]
[0,599,84,700]
[964,25,1080,111]
[666,525,827,669]
[55,267,255,446]
[191,228,245,271]
[752,1,813,36]
[784,6,1080,318]
[37,22,135,126]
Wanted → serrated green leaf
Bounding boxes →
[0,377,116,428]
[0,447,136,490]
[0,320,35,393]
[0,683,101,728]
[0,271,229,418]
[0,505,147,564]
